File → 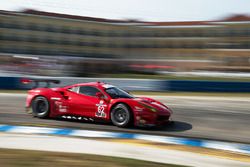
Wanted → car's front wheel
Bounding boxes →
[111,103,132,128]
[31,96,50,118]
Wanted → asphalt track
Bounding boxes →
[0,93,250,144]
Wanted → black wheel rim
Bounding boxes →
[114,108,127,123]
[36,100,47,114]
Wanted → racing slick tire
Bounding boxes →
[31,96,50,118]
[111,103,132,128]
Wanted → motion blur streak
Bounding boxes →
[0,2,250,166]
[0,9,250,76]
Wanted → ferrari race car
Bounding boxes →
[24,80,173,127]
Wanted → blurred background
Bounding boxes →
[0,1,250,166]
[0,0,250,81]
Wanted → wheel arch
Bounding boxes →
[31,95,51,118]
[109,102,134,122]
[30,94,50,105]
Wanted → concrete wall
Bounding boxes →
[1,76,250,92]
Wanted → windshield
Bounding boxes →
[105,87,134,99]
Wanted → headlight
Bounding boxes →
[138,102,158,112]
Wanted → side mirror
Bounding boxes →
[96,92,104,99]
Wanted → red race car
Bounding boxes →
[24,79,173,127]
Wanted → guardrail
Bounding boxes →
[0,76,250,92]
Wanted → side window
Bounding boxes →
[68,86,79,93]
[79,86,101,97]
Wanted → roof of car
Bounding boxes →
[72,82,114,88]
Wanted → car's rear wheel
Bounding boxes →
[111,103,132,127]
[31,96,50,118]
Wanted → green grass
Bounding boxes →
[0,148,186,167]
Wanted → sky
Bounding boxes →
[1,0,250,21]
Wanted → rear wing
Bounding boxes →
[21,78,60,88]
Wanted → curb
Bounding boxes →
[0,124,249,155]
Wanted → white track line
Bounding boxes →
[0,133,249,167]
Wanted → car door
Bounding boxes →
[67,86,108,118]
[65,88,88,116]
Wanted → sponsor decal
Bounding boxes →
[55,101,67,112]
[51,97,61,101]
[95,100,107,118]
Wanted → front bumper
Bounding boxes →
[135,112,172,127]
